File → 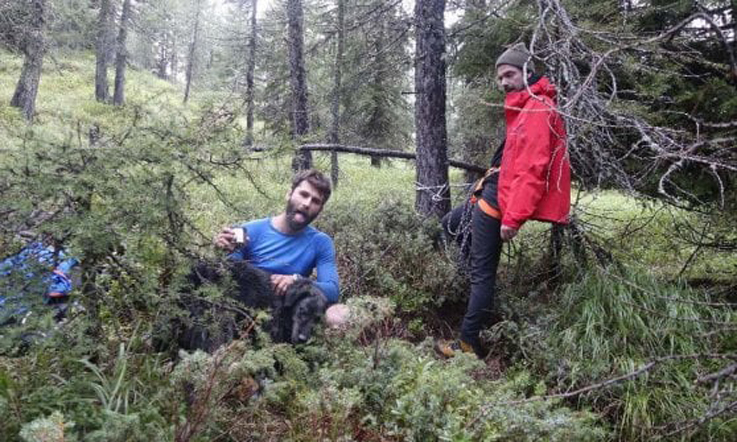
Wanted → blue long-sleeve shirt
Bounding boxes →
[228,218,340,303]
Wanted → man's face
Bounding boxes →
[496,64,526,93]
[285,180,325,231]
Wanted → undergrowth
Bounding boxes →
[542,267,736,440]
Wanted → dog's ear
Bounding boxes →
[283,288,303,309]
[311,289,327,313]
[283,279,312,308]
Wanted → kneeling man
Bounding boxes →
[214,169,348,329]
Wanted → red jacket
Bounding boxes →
[497,76,571,229]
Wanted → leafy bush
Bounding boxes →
[321,199,469,322]
[278,339,608,441]
[159,325,608,441]
[0,339,173,442]
[19,411,73,442]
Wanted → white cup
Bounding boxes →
[233,227,245,244]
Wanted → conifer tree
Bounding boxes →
[183,0,203,103]
[414,0,449,217]
[328,0,345,185]
[10,0,47,121]
[95,0,114,102]
[113,0,133,106]
[287,0,312,170]
[244,0,259,146]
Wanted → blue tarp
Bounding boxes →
[0,242,78,324]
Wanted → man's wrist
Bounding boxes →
[292,273,303,281]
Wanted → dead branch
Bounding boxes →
[299,143,488,173]
[529,0,737,205]
[468,353,737,429]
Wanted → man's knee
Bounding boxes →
[325,303,350,328]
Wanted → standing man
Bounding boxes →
[214,169,348,328]
[436,43,570,358]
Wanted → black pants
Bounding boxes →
[442,202,503,353]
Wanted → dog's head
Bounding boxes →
[283,280,327,344]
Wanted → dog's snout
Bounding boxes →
[297,333,308,343]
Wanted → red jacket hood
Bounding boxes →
[504,76,557,110]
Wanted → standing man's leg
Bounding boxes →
[460,204,503,357]
[441,205,467,244]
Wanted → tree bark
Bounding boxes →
[113,0,133,106]
[156,26,171,80]
[414,0,449,218]
[732,0,737,79]
[95,0,113,102]
[369,16,387,169]
[287,0,312,170]
[184,0,203,104]
[244,0,258,147]
[156,40,167,80]
[10,0,47,121]
[171,34,179,80]
[327,0,345,186]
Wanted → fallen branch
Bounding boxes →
[659,399,737,439]
[299,143,488,174]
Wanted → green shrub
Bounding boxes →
[19,411,74,442]
[0,341,173,441]
[320,199,469,321]
[284,339,608,441]
[545,267,736,440]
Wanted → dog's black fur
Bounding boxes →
[156,259,327,353]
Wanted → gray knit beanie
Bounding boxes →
[495,42,535,73]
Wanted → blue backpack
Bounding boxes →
[0,242,78,325]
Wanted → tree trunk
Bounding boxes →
[287,0,312,170]
[156,28,171,80]
[244,0,258,147]
[732,0,737,80]
[157,41,168,80]
[10,0,47,122]
[327,0,345,186]
[369,17,387,169]
[414,0,449,218]
[171,34,179,80]
[113,0,133,106]
[184,0,202,104]
[95,0,113,102]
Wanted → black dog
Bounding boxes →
[156,259,327,352]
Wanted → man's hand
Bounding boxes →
[500,225,518,242]
[213,227,247,252]
[270,274,300,297]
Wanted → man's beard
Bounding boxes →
[285,200,317,231]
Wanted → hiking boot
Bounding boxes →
[434,339,476,358]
